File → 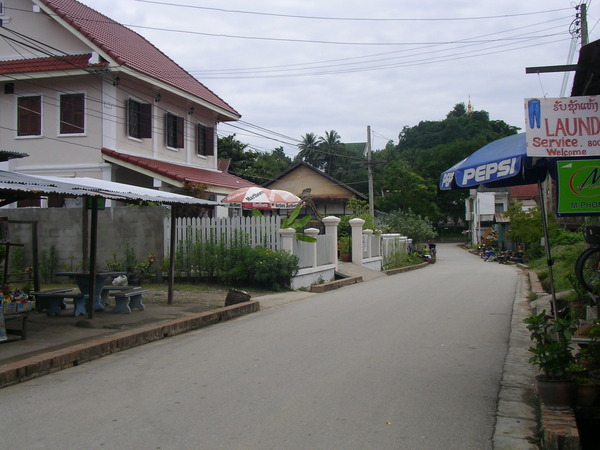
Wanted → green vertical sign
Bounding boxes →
[557,159,600,216]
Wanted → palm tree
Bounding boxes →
[296,132,323,168]
[318,130,342,175]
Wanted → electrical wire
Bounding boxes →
[189,16,572,76]
[133,1,571,22]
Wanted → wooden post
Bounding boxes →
[87,197,98,319]
[168,205,176,305]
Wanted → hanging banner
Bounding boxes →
[524,96,600,157]
[556,159,600,216]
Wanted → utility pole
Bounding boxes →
[525,2,588,75]
[367,125,374,217]
[581,3,589,46]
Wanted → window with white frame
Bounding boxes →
[196,123,214,156]
[17,95,42,136]
[126,98,152,139]
[59,93,85,134]
[165,112,184,149]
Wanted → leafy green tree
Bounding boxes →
[506,201,559,257]
[318,130,343,176]
[337,198,377,238]
[446,102,467,118]
[253,147,293,183]
[374,160,439,218]
[219,135,292,184]
[381,209,437,245]
[218,134,258,180]
[296,132,323,168]
[330,143,369,193]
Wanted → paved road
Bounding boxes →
[1,244,518,449]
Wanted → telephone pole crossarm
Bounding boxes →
[525,64,578,74]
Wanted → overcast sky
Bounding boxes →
[83,0,598,157]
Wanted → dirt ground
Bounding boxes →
[113,283,264,309]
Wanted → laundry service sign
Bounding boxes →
[524,96,600,157]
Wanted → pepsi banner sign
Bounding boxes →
[440,157,521,189]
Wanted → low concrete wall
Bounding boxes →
[362,256,382,271]
[1,206,165,276]
[291,264,336,290]
[309,275,362,293]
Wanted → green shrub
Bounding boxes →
[252,248,299,291]
[173,231,299,291]
[529,241,587,293]
[383,249,422,270]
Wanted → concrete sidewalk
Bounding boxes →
[0,290,317,389]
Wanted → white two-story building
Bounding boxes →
[0,0,255,210]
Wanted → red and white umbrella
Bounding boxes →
[222,187,301,209]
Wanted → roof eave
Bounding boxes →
[103,153,186,189]
[118,66,241,122]
[0,67,102,81]
[103,153,246,196]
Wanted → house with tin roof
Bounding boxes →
[0,0,255,209]
[264,161,368,219]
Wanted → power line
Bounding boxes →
[189,15,572,76]
[133,1,571,22]
[195,35,571,80]
[123,22,570,47]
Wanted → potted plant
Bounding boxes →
[575,374,600,407]
[577,320,600,371]
[338,235,351,262]
[524,310,578,408]
[133,253,157,283]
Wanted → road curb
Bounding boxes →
[309,276,362,293]
[0,300,260,389]
[494,269,540,450]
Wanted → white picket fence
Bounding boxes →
[172,215,282,251]
[165,215,400,288]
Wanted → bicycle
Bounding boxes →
[574,225,600,294]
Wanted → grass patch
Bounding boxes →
[528,241,586,293]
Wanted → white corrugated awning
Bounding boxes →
[0,171,220,206]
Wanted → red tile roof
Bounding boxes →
[35,0,240,120]
[0,53,107,74]
[511,184,539,198]
[101,149,256,191]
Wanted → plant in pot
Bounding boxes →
[524,310,578,408]
[577,320,600,371]
[574,373,600,407]
[338,235,351,262]
[133,254,157,283]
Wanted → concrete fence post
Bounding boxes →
[349,218,365,265]
[279,228,296,254]
[322,216,341,269]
